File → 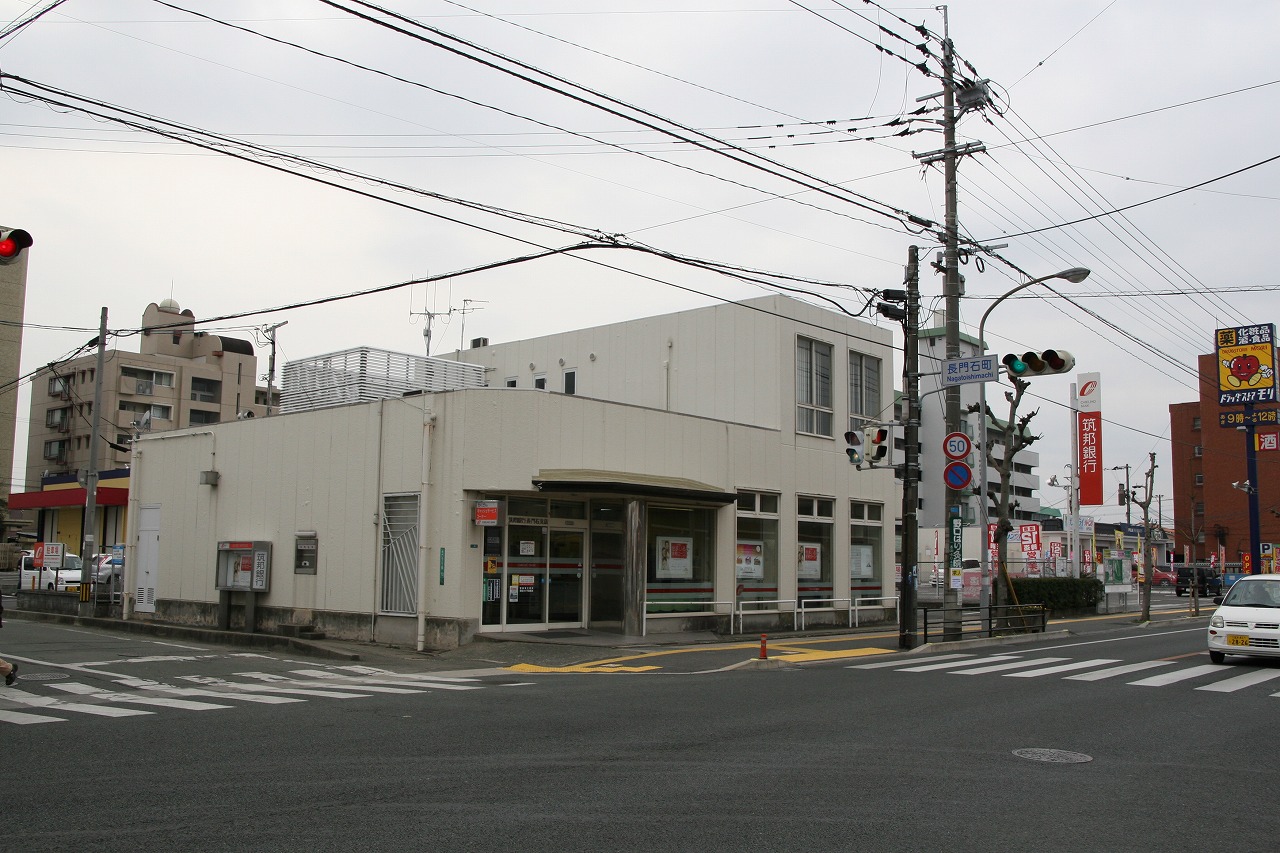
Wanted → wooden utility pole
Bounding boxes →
[1134,453,1157,622]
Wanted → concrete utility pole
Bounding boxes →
[79,307,107,614]
[263,321,288,417]
[899,247,922,649]
[938,12,965,641]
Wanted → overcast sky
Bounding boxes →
[3,0,1278,528]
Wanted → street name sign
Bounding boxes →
[943,355,999,386]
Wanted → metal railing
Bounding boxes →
[733,598,798,635]
[797,596,899,630]
[919,603,1047,643]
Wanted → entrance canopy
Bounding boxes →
[8,487,128,510]
[532,469,737,504]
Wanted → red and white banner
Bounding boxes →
[1076,372,1103,505]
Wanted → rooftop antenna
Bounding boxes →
[458,299,488,351]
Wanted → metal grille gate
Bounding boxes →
[380,494,419,614]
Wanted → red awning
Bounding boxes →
[8,487,129,510]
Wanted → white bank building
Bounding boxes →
[125,295,898,649]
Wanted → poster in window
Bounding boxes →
[797,542,821,580]
[849,544,874,579]
[736,540,764,580]
[657,536,693,579]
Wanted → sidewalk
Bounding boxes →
[0,595,901,673]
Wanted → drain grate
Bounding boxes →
[1013,748,1093,764]
[11,672,71,682]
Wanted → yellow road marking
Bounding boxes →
[508,663,662,673]
[766,647,895,663]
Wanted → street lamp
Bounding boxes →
[976,267,1091,619]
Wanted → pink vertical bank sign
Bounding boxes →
[1077,372,1103,505]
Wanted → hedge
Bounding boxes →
[1008,576,1104,615]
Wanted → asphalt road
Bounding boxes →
[1,597,1268,852]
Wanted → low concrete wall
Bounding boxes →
[14,589,105,617]
[143,599,475,651]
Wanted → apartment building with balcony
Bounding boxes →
[16,299,276,552]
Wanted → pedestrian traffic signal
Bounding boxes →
[843,430,863,466]
[865,426,889,464]
[1002,349,1074,379]
[0,228,33,265]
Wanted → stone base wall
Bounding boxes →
[144,599,476,651]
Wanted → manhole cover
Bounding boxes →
[1013,748,1092,764]
[12,672,70,682]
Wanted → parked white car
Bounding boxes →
[18,550,84,591]
[1208,575,1280,664]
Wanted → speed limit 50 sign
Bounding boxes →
[943,432,972,460]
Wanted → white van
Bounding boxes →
[18,550,84,591]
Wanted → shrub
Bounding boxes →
[1009,576,1104,615]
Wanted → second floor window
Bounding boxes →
[796,337,833,437]
[848,351,881,423]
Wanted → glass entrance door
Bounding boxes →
[505,523,546,625]
[589,530,624,630]
[548,530,583,624]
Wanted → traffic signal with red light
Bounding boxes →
[864,426,889,464]
[0,228,33,265]
[843,430,863,466]
[1002,349,1074,380]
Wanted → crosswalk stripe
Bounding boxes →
[1004,659,1122,678]
[114,680,305,705]
[320,667,482,684]
[5,689,153,717]
[177,674,371,699]
[286,669,481,692]
[950,657,1070,675]
[0,709,65,725]
[237,672,420,695]
[1127,664,1224,686]
[1064,661,1173,681]
[897,655,1022,673]
[48,682,234,710]
[1197,669,1280,693]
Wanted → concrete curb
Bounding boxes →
[903,629,1073,655]
[4,610,362,661]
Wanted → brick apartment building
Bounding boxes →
[1169,353,1280,565]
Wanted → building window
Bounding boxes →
[42,439,69,462]
[122,367,174,388]
[796,337,833,437]
[736,491,781,608]
[1193,445,1202,457]
[45,407,72,430]
[190,377,222,403]
[850,500,884,596]
[534,374,547,390]
[48,375,70,398]
[1194,473,1204,486]
[119,401,172,422]
[797,495,835,602]
[505,377,517,388]
[648,505,717,609]
[1191,417,1201,430]
[563,369,576,396]
[189,409,220,425]
[848,351,882,429]
[1195,502,1205,516]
